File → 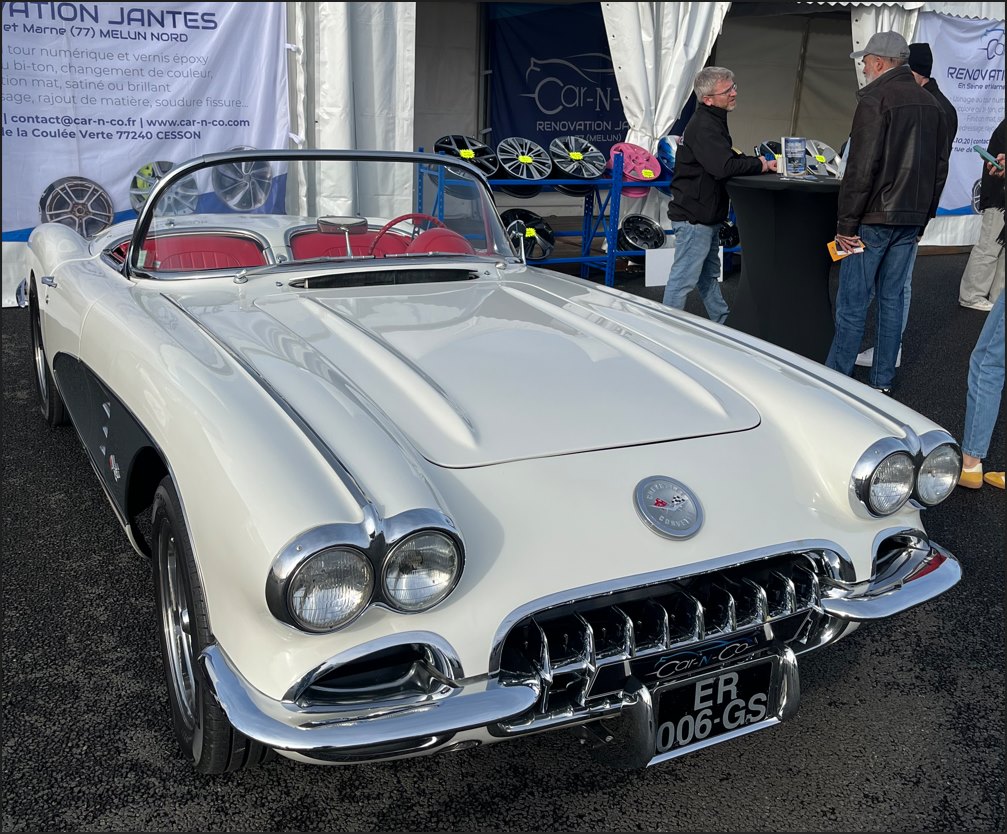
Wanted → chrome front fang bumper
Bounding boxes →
[200,644,539,755]
[821,539,961,620]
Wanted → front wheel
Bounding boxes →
[151,477,274,773]
[29,283,68,427]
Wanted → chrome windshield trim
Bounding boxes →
[200,643,539,754]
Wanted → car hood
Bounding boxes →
[177,276,761,467]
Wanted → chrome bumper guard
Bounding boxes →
[820,539,961,620]
[199,644,539,756]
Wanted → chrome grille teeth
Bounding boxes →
[768,570,798,617]
[499,553,827,719]
[793,563,820,609]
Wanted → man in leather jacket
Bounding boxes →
[826,31,949,394]
[853,40,957,369]
[662,66,776,321]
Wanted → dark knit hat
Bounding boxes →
[908,42,934,77]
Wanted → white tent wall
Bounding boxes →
[413,2,481,155]
[601,1,731,225]
[290,2,417,218]
[712,12,859,161]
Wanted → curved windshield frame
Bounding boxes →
[127,149,516,279]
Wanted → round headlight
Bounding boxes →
[382,531,461,612]
[287,547,374,632]
[917,443,962,506]
[868,452,915,515]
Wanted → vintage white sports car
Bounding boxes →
[19,149,963,774]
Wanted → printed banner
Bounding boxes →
[1,1,290,239]
[486,3,628,159]
[914,13,1005,215]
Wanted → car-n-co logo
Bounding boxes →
[633,476,703,539]
[653,636,759,679]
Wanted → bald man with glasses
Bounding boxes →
[664,66,777,322]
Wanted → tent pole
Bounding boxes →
[791,18,811,135]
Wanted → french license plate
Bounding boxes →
[654,655,777,756]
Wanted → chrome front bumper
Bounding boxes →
[201,536,960,764]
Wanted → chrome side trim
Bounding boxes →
[200,643,539,754]
[820,540,961,620]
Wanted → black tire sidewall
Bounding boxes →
[29,284,67,427]
[151,477,223,771]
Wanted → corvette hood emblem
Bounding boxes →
[634,476,703,540]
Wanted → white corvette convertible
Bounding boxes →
[18,149,962,773]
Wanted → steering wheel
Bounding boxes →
[368,213,446,256]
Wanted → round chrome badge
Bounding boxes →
[634,477,704,540]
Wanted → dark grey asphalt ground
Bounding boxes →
[2,251,1004,832]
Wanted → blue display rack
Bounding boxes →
[488,152,672,287]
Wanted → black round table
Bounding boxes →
[725,174,840,363]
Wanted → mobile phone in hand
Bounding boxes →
[973,145,1005,170]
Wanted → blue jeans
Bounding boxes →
[662,220,729,323]
[826,224,920,388]
[963,289,1005,460]
[864,244,916,343]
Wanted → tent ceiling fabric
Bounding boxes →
[805,1,1002,18]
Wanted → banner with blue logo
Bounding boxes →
[914,12,1005,215]
[486,3,628,159]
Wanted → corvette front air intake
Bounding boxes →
[495,551,830,730]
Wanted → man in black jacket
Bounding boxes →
[663,66,776,321]
[854,40,958,369]
[908,42,958,156]
[827,31,949,394]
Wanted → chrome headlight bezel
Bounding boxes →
[380,529,463,614]
[267,511,465,634]
[285,546,375,633]
[914,441,963,507]
[852,429,961,517]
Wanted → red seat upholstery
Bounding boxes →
[144,235,267,272]
[288,230,409,259]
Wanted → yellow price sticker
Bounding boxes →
[641,168,654,178]
[815,154,826,163]
[524,228,538,238]
[569,151,584,161]
[518,154,533,164]
[460,149,475,159]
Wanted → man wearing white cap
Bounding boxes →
[826,31,949,394]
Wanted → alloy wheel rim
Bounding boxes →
[31,308,49,411]
[159,530,196,727]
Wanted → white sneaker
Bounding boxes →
[855,347,901,368]
[960,298,994,312]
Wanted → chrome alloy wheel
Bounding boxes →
[158,529,196,729]
[30,300,50,413]
[38,176,115,237]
